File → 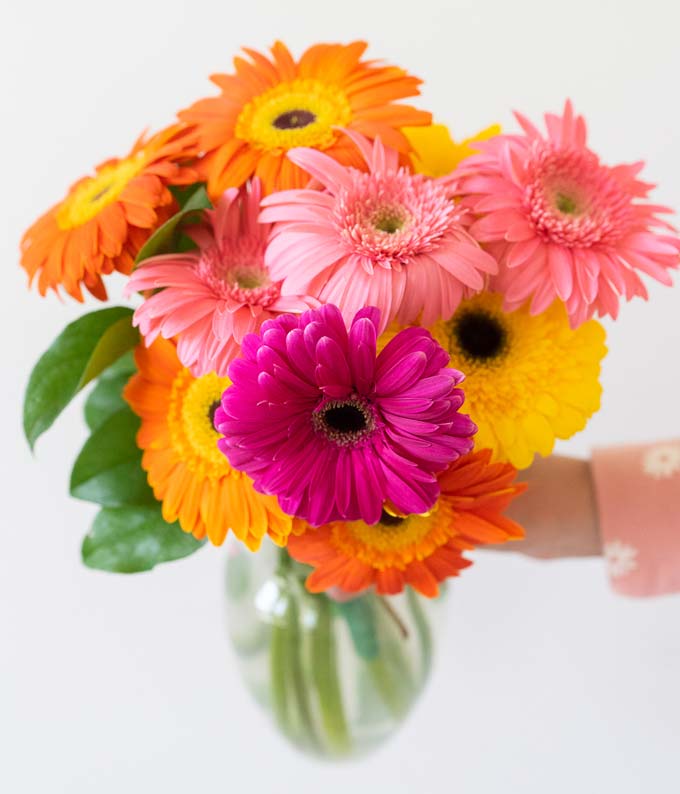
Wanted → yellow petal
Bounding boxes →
[403,122,501,177]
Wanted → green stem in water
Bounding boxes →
[406,587,433,685]
[269,548,319,752]
[366,595,416,719]
[285,582,320,753]
[377,595,410,640]
[270,618,290,733]
[311,595,351,755]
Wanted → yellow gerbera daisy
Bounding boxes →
[403,122,501,177]
[124,337,291,549]
[429,292,607,469]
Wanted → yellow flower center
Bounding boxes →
[235,78,352,152]
[167,369,234,480]
[56,154,146,230]
[331,501,455,571]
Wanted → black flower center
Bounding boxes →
[379,508,406,527]
[324,404,367,433]
[452,310,508,361]
[208,400,221,429]
[313,398,375,446]
[272,109,317,130]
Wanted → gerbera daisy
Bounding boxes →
[126,179,315,377]
[428,292,606,469]
[260,133,497,333]
[403,122,501,178]
[178,40,431,195]
[20,126,196,301]
[215,304,476,527]
[124,336,291,549]
[287,449,526,598]
[454,101,680,326]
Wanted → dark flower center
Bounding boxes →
[379,508,406,527]
[452,310,508,361]
[313,398,375,446]
[272,109,317,130]
[324,404,367,433]
[208,400,221,429]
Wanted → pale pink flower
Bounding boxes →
[259,132,497,333]
[454,101,680,326]
[125,180,315,376]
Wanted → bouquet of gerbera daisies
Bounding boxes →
[21,41,678,758]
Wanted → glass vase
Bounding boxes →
[225,538,445,760]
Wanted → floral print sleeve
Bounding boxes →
[592,441,680,597]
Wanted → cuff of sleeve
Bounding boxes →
[591,441,680,598]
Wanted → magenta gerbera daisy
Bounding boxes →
[214,304,476,526]
[259,132,497,334]
[455,100,680,326]
[126,179,315,376]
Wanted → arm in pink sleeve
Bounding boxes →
[592,440,680,597]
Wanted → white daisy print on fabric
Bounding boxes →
[642,444,680,480]
[604,540,639,579]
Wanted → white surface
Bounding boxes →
[2,1,680,792]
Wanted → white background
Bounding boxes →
[3,1,680,792]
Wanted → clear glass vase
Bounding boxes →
[225,538,445,760]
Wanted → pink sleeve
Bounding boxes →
[591,441,680,597]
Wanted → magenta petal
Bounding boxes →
[315,336,352,390]
[215,303,476,525]
[347,317,377,393]
[376,351,428,395]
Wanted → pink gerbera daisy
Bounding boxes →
[455,100,680,326]
[259,132,497,333]
[215,304,476,526]
[126,179,315,376]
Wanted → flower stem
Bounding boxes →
[269,549,320,752]
[376,595,409,640]
[311,595,351,755]
[270,620,290,733]
[406,588,433,685]
[366,594,416,719]
[285,584,319,752]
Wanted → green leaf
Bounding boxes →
[82,504,204,573]
[84,372,132,432]
[335,597,379,660]
[23,307,137,450]
[83,352,137,432]
[77,316,139,389]
[100,350,137,378]
[135,184,212,265]
[70,406,155,506]
[169,182,208,208]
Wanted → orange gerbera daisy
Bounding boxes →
[287,450,526,598]
[124,336,291,549]
[178,40,431,195]
[20,126,196,301]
